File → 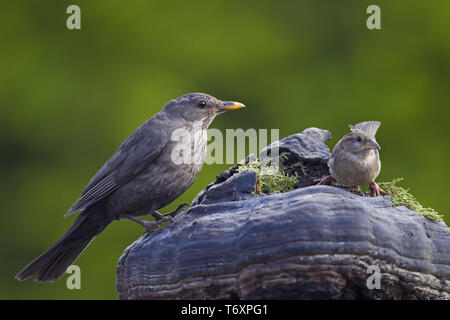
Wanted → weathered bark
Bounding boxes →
[116,128,450,300]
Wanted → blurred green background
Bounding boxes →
[0,0,448,299]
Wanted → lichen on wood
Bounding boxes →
[379,178,444,222]
[236,156,298,194]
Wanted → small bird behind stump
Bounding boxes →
[316,121,386,196]
[16,93,245,282]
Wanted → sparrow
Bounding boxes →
[316,121,386,196]
[16,93,245,282]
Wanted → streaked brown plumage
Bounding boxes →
[316,121,386,196]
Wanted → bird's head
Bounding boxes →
[339,120,381,154]
[162,93,245,127]
[340,131,381,154]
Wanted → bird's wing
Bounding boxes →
[65,120,169,217]
[349,121,381,138]
[330,137,345,158]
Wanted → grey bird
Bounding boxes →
[16,93,245,282]
[316,121,386,196]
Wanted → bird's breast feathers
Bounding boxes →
[330,149,380,186]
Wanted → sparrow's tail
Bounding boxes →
[15,202,113,283]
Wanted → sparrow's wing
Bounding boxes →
[349,121,381,138]
[65,119,169,217]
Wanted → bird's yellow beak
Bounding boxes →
[364,139,381,150]
[214,101,246,111]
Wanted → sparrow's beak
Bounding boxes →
[365,139,381,150]
[214,101,245,112]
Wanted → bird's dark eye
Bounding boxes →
[197,100,207,108]
[356,136,362,142]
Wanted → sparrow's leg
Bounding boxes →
[369,181,387,197]
[123,214,174,232]
[150,203,189,221]
[313,175,334,185]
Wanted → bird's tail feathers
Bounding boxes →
[15,202,113,283]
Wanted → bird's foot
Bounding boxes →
[124,215,174,232]
[313,175,334,185]
[150,203,189,221]
[369,181,387,197]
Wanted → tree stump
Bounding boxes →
[116,128,450,299]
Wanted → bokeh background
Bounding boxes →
[0,0,448,299]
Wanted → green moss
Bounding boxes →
[291,160,307,176]
[237,158,298,194]
[279,151,307,176]
[378,178,444,222]
[279,151,290,162]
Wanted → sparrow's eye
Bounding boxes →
[356,136,362,142]
[197,100,207,108]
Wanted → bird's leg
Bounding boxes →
[150,203,189,221]
[313,175,334,185]
[369,181,387,197]
[123,214,174,232]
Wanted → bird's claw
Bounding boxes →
[370,181,387,197]
[313,175,334,185]
[144,215,175,233]
[151,202,189,221]
[171,202,189,218]
[123,214,175,233]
